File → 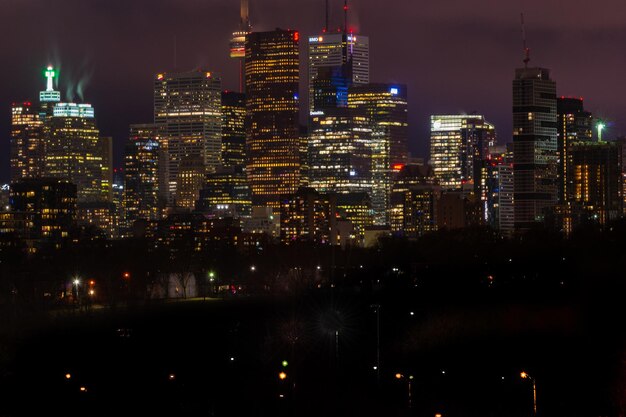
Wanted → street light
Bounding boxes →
[520,371,537,416]
[370,304,381,385]
[395,373,414,408]
[250,265,256,272]
[72,278,80,305]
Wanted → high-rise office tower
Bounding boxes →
[512,66,558,230]
[230,0,251,92]
[557,97,593,203]
[308,33,369,114]
[154,70,222,207]
[349,84,408,224]
[308,108,372,194]
[10,102,44,182]
[123,124,162,225]
[245,29,301,207]
[430,115,495,191]
[221,91,246,169]
[44,102,108,203]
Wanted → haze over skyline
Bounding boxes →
[2,0,625,181]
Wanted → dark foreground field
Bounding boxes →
[1,281,624,417]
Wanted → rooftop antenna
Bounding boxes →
[521,13,530,68]
[343,0,348,34]
[241,0,251,32]
[324,0,329,33]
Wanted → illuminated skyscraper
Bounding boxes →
[512,67,558,230]
[123,124,162,225]
[245,29,301,207]
[44,103,109,203]
[10,102,44,182]
[348,84,408,224]
[557,97,593,203]
[308,108,372,194]
[154,70,222,207]
[308,33,369,113]
[221,91,246,168]
[429,115,495,191]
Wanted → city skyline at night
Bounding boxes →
[2,2,626,415]
[1,0,625,181]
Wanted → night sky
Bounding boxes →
[1,0,625,182]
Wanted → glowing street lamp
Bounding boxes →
[395,373,414,408]
[521,371,537,415]
[278,372,287,380]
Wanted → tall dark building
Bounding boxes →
[311,65,352,113]
[245,29,301,207]
[568,141,622,225]
[512,67,558,230]
[221,91,246,169]
[557,97,593,203]
[123,124,162,226]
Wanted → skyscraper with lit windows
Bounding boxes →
[557,97,593,204]
[10,102,44,182]
[154,70,222,207]
[123,124,162,225]
[221,91,246,169]
[245,29,301,207]
[44,102,108,203]
[348,84,408,225]
[429,115,495,191]
[308,33,369,114]
[308,108,372,194]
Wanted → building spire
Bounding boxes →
[45,66,56,92]
[521,13,530,68]
[241,0,250,32]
